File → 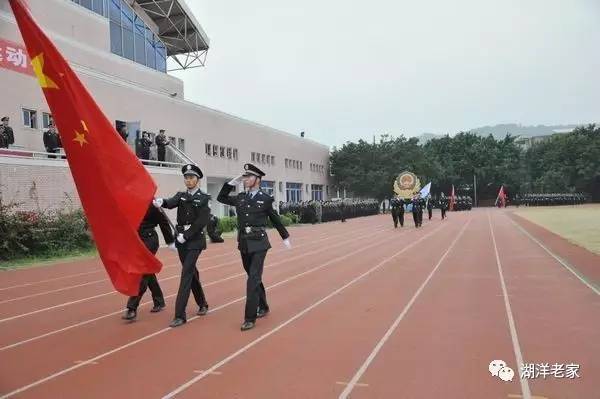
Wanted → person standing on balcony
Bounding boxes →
[1,117,14,147]
[43,123,60,158]
[118,125,128,142]
[156,129,168,165]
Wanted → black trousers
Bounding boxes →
[391,209,399,227]
[126,231,164,310]
[241,250,268,322]
[413,211,422,227]
[428,208,433,220]
[441,208,446,219]
[398,211,404,227]
[127,274,165,310]
[175,248,207,320]
[157,146,166,162]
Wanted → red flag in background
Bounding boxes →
[496,185,507,208]
[449,185,456,211]
[9,0,161,295]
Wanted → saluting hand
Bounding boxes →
[227,174,244,186]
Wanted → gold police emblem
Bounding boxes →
[393,171,421,199]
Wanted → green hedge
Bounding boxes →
[219,213,298,232]
[217,216,238,233]
[0,202,94,262]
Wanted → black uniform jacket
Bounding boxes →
[217,183,289,253]
[161,189,211,250]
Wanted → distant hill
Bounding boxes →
[416,123,585,143]
[468,123,580,139]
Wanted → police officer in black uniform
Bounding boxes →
[390,196,400,228]
[426,197,434,220]
[218,163,291,331]
[1,117,14,148]
[153,164,211,328]
[411,194,423,227]
[122,203,175,321]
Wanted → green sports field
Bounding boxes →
[514,204,600,254]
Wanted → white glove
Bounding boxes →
[153,198,163,208]
[168,243,177,252]
[177,234,186,244]
[227,174,244,186]
[283,238,292,249]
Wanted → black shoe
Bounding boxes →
[121,309,137,320]
[150,304,165,313]
[256,308,269,318]
[241,321,255,331]
[169,318,186,328]
[197,304,209,316]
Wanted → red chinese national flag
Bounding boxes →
[10,0,161,295]
[496,185,506,208]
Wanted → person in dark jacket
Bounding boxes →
[122,204,176,321]
[43,124,60,158]
[218,163,291,331]
[153,164,211,328]
[156,129,168,164]
[1,117,14,147]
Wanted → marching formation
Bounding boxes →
[514,193,586,207]
[280,199,379,224]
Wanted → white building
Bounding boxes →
[0,0,331,216]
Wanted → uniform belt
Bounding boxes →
[177,224,192,230]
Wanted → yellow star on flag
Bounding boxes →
[31,53,59,89]
[73,130,88,147]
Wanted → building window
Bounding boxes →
[286,182,302,203]
[107,0,167,72]
[42,112,53,129]
[71,0,106,16]
[271,156,275,165]
[178,138,185,152]
[311,184,323,201]
[22,108,37,129]
[261,180,275,196]
[227,147,232,159]
[212,144,218,157]
[252,152,256,162]
[261,154,266,164]
[205,143,211,156]
[278,181,283,193]
[233,149,238,160]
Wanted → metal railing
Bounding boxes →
[0,147,186,170]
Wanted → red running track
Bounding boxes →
[0,210,597,399]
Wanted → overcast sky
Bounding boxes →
[172,0,600,147]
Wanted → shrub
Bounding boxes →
[0,201,94,262]
[217,216,238,233]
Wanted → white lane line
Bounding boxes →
[338,218,470,399]
[0,226,375,323]
[336,381,368,388]
[160,223,448,399]
[0,228,337,291]
[489,212,532,399]
[0,224,389,350]
[508,217,599,295]
[0,223,440,399]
